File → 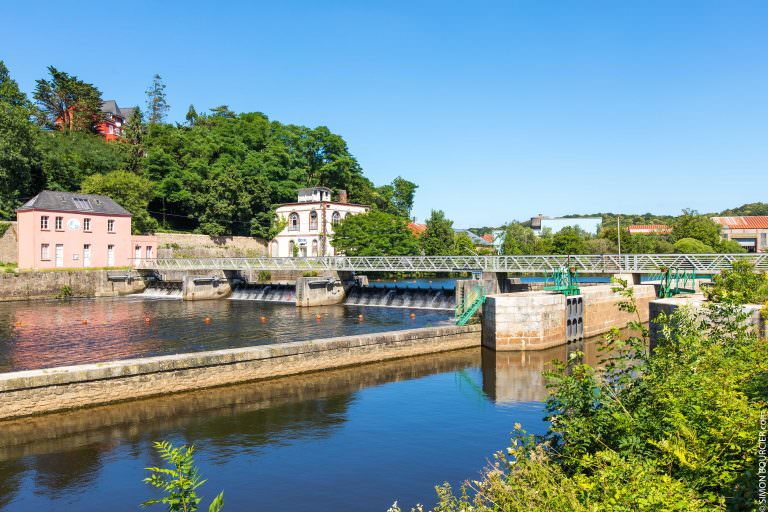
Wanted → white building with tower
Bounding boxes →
[271,187,370,257]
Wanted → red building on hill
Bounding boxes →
[99,100,136,141]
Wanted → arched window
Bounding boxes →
[289,240,296,256]
[310,210,318,230]
[311,239,318,256]
[332,211,341,225]
[289,212,299,231]
[270,240,278,257]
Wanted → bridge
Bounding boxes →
[136,253,768,274]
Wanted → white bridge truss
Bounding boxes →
[136,254,768,274]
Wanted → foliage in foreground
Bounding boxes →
[704,260,768,305]
[392,281,766,511]
[142,441,224,512]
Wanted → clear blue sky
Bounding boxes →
[2,1,766,227]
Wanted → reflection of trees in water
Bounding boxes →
[31,446,104,498]
[0,460,25,509]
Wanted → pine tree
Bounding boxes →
[145,74,169,124]
[185,104,198,126]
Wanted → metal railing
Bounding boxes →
[132,253,768,274]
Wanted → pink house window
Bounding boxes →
[83,218,91,232]
[107,219,115,233]
[40,244,50,260]
[55,216,63,230]
[146,246,153,259]
[40,216,49,230]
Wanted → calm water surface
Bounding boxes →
[0,343,601,512]
[0,298,452,372]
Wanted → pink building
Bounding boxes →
[16,191,156,270]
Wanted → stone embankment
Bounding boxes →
[0,269,145,301]
[0,324,481,420]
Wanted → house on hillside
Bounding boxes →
[711,216,768,253]
[99,100,137,141]
[16,191,156,270]
[271,187,370,257]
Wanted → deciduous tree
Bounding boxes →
[331,211,419,256]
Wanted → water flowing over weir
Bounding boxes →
[229,283,297,303]
[344,284,455,310]
[140,281,183,298]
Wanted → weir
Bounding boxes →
[343,284,454,310]
[229,283,297,303]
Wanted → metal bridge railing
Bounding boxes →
[132,253,768,274]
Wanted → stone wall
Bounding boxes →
[0,270,145,301]
[0,222,17,264]
[295,276,347,306]
[155,233,268,258]
[0,324,481,420]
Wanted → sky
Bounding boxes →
[2,1,766,228]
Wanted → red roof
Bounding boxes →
[407,223,427,236]
[482,233,493,243]
[627,224,672,234]
[711,216,768,229]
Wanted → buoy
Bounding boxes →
[410,313,416,319]
[14,321,21,327]
[315,314,321,321]
[82,319,88,325]
[204,317,211,324]
[358,314,364,321]
[144,316,151,323]
[260,316,267,323]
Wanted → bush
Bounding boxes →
[394,281,767,511]
[674,237,714,253]
[704,260,768,304]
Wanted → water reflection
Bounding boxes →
[0,340,603,511]
[0,298,452,372]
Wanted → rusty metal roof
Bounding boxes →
[711,216,768,229]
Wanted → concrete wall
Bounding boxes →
[0,222,17,264]
[295,276,347,306]
[0,324,480,420]
[182,272,232,301]
[0,270,145,301]
[155,233,268,258]
[482,284,657,351]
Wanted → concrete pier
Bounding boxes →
[482,284,656,351]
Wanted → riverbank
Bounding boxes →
[0,269,144,301]
[0,324,480,420]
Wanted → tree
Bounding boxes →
[551,226,588,254]
[34,66,103,132]
[80,170,158,234]
[671,209,721,247]
[503,222,537,255]
[421,209,455,256]
[331,211,419,256]
[452,232,477,255]
[123,108,146,174]
[0,61,39,215]
[390,177,417,218]
[186,104,198,126]
[145,74,169,124]
[673,237,714,254]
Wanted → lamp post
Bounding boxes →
[617,216,621,256]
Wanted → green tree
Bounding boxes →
[704,260,768,304]
[0,61,39,215]
[80,170,158,234]
[503,222,538,255]
[452,232,477,255]
[390,177,417,218]
[123,108,146,174]
[185,104,198,126]
[671,209,721,247]
[550,226,588,254]
[673,237,714,253]
[421,210,455,255]
[331,211,419,256]
[145,74,169,124]
[34,66,103,132]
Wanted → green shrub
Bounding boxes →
[257,270,271,282]
[674,237,714,253]
[704,260,768,304]
[0,222,11,238]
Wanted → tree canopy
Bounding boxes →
[330,211,419,256]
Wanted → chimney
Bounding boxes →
[338,190,348,204]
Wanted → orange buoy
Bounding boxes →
[14,321,21,327]
[204,317,211,324]
[410,313,416,319]
[82,319,88,325]
[260,316,267,323]
[358,314,364,321]
[144,316,151,323]
[315,314,321,321]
